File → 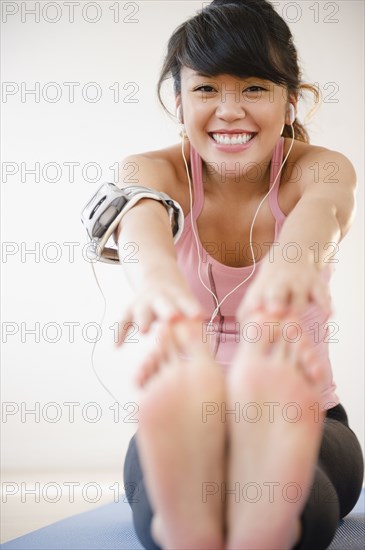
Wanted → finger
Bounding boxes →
[150,294,182,322]
[115,311,134,347]
[286,324,309,363]
[155,321,167,344]
[134,363,151,388]
[122,320,142,345]
[267,314,296,360]
[300,346,318,369]
[169,318,206,354]
[135,347,162,388]
[175,295,205,319]
[154,322,176,364]
[133,303,156,334]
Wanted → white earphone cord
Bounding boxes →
[89,260,121,404]
[180,120,295,327]
[88,116,295,402]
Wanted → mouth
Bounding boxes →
[208,132,257,145]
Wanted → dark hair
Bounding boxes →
[157,0,320,143]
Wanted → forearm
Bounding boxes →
[115,198,183,289]
[271,197,341,271]
[114,198,203,336]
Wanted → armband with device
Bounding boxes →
[80,182,185,264]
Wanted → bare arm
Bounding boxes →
[115,198,180,290]
[238,149,357,318]
[272,149,357,270]
[114,155,203,344]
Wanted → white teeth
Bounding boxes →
[211,133,255,145]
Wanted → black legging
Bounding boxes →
[123,403,364,550]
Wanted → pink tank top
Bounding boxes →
[174,137,339,410]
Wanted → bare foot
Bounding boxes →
[135,320,208,388]
[226,312,325,550]
[136,319,226,549]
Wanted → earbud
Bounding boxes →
[176,105,183,124]
[287,103,295,125]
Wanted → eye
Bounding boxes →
[194,85,216,93]
[194,85,266,93]
[245,86,266,93]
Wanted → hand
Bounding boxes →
[115,274,204,347]
[237,259,333,322]
[133,317,204,388]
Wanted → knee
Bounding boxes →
[339,437,364,518]
[123,434,143,497]
[130,483,161,550]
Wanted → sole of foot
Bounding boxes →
[137,319,227,549]
[225,312,325,549]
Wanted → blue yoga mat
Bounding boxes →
[1,489,364,550]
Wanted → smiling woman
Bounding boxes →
[157,0,319,144]
[109,1,364,550]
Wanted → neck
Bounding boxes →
[201,158,272,201]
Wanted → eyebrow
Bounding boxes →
[187,72,269,84]
[187,72,212,80]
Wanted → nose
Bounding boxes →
[215,96,247,122]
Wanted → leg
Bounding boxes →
[124,434,161,550]
[124,406,364,550]
[318,404,364,519]
[124,315,364,549]
[293,404,364,550]
[292,464,340,550]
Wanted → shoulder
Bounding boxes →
[118,142,190,212]
[118,141,190,210]
[284,138,357,194]
[283,138,357,239]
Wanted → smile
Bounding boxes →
[209,132,256,145]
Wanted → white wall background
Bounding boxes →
[1,1,364,477]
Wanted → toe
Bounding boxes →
[242,309,278,357]
[171,318,210,358]
[266,313,304,365]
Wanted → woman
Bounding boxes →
[116,1,364,548]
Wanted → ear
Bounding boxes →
[285,94,298,125]
[175,97,183,123]
[175,94,182,112]
[286,103,296,125]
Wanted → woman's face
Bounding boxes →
[178,66,293,184]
